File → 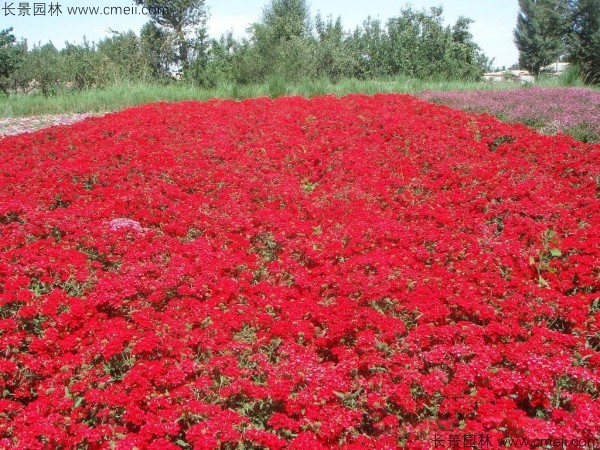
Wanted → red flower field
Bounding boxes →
[1,94,599,449]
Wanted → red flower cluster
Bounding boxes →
[1,94,599,449]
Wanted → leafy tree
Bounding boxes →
[261,0,311,42]
[192,32,239,87]
[133,0,207,71]
[569,0,600,83]
[25,42,61,96]
[0,28,25,94]
[185,23,210,82]
[314,14,353,81]
[385,7,448,78]
[96,31,150,83]
[245,0,315,83]
[61,39,101,90]
[140,21,176,78]
[514,0,571,74]
[381,7,488,80]
[448,16,494,78]
[346,18,387,78]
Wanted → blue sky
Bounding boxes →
[2,0,519,68]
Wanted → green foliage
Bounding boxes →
[267,74,288,98]
[61,40,102,90]
[529,229,563,288]
[385,8,483,79]
[241,0,314,83]
[314,14,356,81]
[1,2,495,97]
[261,0,311,42]
[346,18,387,79]
[133,0,207,71]
[569,0,600,83]
[192,33,241,87]
[564,122,599,143]
[355,7,489,80]
[96,30,153,83]
[513,0,600,84]
[0,28,25,94]
[557,63,585,86]
[514,0,571,75]
[26,42,61,96]
[224,3,489,85]
[1,76,540,119]
[140,21,175,79]
[185,24,210,80]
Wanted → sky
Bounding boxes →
[1,0,520,69]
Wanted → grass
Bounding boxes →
[1,67,595,119]
[0,75,547,118]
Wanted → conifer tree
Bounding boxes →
[514,0,571,74]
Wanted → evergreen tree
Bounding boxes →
[514,0,571,74]
[569,0,600,83]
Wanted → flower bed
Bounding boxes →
[420,87,600,143]
[1,94,599,448]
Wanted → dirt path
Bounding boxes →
[0,112,104,138]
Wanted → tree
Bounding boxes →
[314,14,355,81]
[514,0,571,75]
[0,28,25,94]
[97,31,151,83]
[26,42,61,96]
[61,39,101,90]
[569,0,600,83]
[140,21,176,78]
[346,18,387,78]
[133,0,207,71]
[382,7,488,80]
[261,0,311,43]
[245,0,315,83]
[190,32,239,87]
[449,16,494,78]
[185,23,210,81]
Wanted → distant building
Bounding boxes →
[541,62,570,74]
[483,69,534,83]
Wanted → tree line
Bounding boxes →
[515,0,600,82]
[0,0,493,96]
[2,0,598,96]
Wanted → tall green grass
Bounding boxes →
[0,74,585,118]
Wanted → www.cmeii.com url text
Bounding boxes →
[2,2,171,17]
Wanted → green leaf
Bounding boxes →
[550,248,562,257]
